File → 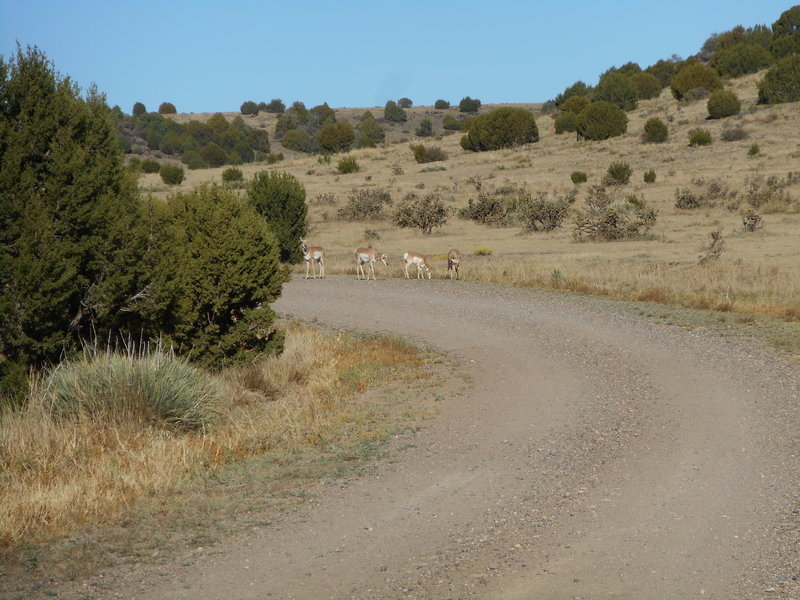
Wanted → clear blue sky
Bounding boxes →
[1,1,794,114]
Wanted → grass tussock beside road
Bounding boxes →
[0,324,428,550]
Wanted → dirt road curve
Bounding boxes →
[145,278,799,600]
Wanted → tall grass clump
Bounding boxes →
[43,349,221,429]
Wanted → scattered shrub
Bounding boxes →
[158,101,177,114]
[603,161,632,186]
[356,112,385,147]
[473,247,493,256]
[442,114,462,130]
[593,71,638,111]
[555,81,591,106]
[512,190,576,232]
[576,101,628,141]
[554,111,578,134]
[721,126,748,141]
[674,187,701,209]
[337,156,360,174]
[741,207,762,231]
[384,100,407,122]
[159,163,184,185]
[460,107,539,151]
[560,95,590,114]
[392,192,448,234]
[337,187,393,221]
[282,129,315,153]
[141,158,161,173]
[416,118,433,137]
[643,117,668,143]
[630,71,663,100]
[713,43,773,78]
[748,143,761,156]
[459,96,482,113]
[688,128,712,146]
[670,62,722,100]
[458,187,518,224]
[573,186,657,241]
[318,121,355,154]
[698,228,725,265]
[264,98,286,113]
[132,101,146,117]
[222,167,244,183]
[707,89,741,119]
[240,101,259,116]
[757,55,800,104]
[434,99,450,109]
[397,97,413,108]
[644,169,657,184]
[571,171,588,184]
[410,143,448,163]
[264,152,284,164]
[182,150,206,170]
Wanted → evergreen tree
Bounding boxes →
[0,45,147,398]
[247,171,308,263]
[145,186,287,367]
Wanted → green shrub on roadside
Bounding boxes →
[410,143,448,163]
[644,169,657,184]
[42,350,221,429]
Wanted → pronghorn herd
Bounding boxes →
[301,240,460,281]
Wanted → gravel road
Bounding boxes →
[140,277,800,599]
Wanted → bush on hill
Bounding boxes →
[461,107,539,151]
[712,43,773,78]
[158,102,177,114]
[707,89,741,119]
[459,96,482,113]
[643,117,668,143]
[670,62,722,100]
[594,71,638,111]
[757,55,800,104]
[576,101,628,141]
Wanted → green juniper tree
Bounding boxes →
[0,45,147,398]
[247,171,308,263]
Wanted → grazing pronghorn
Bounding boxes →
[301,239,325,279]
[402,252,433,279]
[354,247,389,280]
[446,248,461,280]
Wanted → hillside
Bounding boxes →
[139,70,800,327]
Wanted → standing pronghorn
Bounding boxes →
[354,247,389,280]
[446,248,461,279]
[402,252,433,279]
[301,239,325,279]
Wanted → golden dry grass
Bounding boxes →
[142,71,800,321]
[0,324,427,547]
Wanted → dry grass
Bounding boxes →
[0,324,427,548]
[141,71,800,323]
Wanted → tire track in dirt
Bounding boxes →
[137,277,799,599]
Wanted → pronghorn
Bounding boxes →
[301,239,325,279]
[446,248,461,279]
[402,252,433,279]
[354,247,389,280]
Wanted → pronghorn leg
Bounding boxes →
[305,261,310,280]
[404,263,411,278]
[319,259,324,279]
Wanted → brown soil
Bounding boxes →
[55,277,800,599]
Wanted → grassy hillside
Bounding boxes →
[142,71,800,325]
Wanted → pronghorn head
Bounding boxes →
[380,253,389,265]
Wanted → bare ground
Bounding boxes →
[55,278,800,599]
